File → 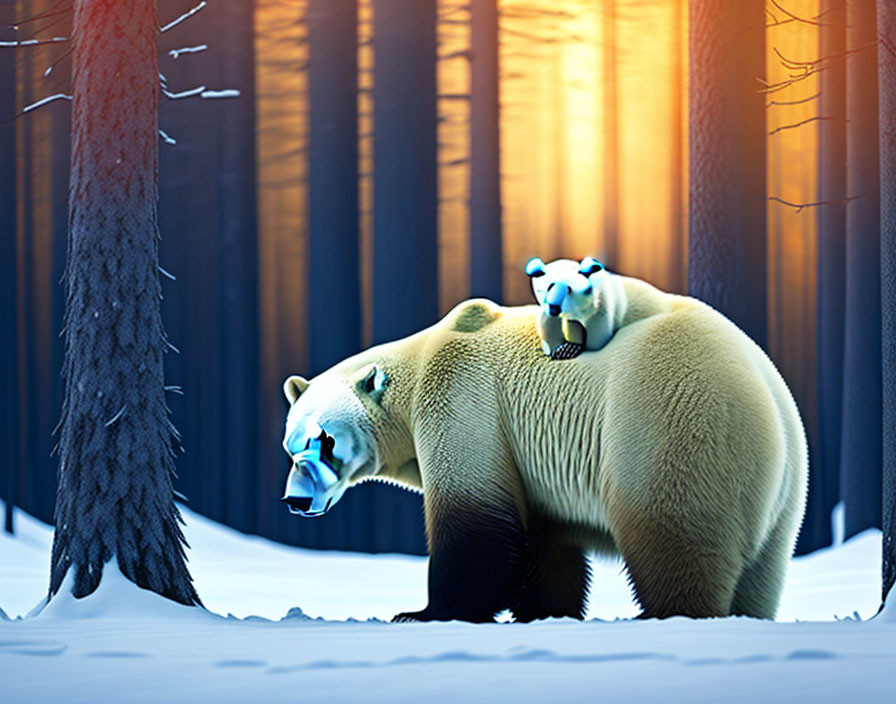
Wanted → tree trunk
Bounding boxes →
[840,0,882,539]
[50,0,198,605]
[372,0,438,342]
[668,0,685,293]
[813,0,848,550]
[687,0,767,348]
[1,1,17,535]
[878,0,896,606]
[308,0,361,375]
[469,0,503,303]
[370,0,436,555]
[211,0,260,537]
[602,0,619,268]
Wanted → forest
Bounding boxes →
[0,0,893,606]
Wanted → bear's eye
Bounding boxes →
[364,370,376,394]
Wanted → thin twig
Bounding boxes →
[769,115,839,135]
[769,194,861,212]
[159,1,207,33]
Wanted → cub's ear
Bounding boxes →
[526,257,546,278]
[578,257,605,277]
[283,375,309,404]
[356,364,388,403]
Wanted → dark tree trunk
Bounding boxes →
[602,0,619,268]
[209,0,259,537]
[1,1,17,534]
[50,0,198,604]
[469,0,503,303]
[668,0,685,293]
[369,0,436,555]
[156,0,260,535]
[308,0,360,375]
[878,0,896,606]
[840,0,882,539]
[372,0,438,344]
[687,0,767,348]
[811,0,848,550]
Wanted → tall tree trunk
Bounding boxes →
[602,0,619,268]
[469,0,503,302]
[372,0,438,342]
[50,0,198,604]
[840,0,882,539]
[668,0,685,292]
[813,0,848,550]
[687,0,767,348]
[1,1,17,534]
[156,0,260,535]
[878,0,896,606]
[370,0,436,555]
[308,0,360,374]
[212,0,260,537]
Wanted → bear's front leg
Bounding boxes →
[393,487,526,623]
[393,440,527,623]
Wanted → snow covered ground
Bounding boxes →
[1,507,893,703]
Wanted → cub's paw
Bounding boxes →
[550,341,584,360]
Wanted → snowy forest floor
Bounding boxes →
[1,507,893,703]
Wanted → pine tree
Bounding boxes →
[49,0,198,605]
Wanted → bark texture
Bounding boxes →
[372,0,438,343]
[878,0,896,605]
[50,0,198,604]
[840,0,882,538]
[469,0,503,303]
[308,0,361,375]
[687,0,767,348]
[814,0,848,550]
[1,0,17,534]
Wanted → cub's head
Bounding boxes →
[525,256,606,318]
[280,363,388,517]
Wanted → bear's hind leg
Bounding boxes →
[729,517,793,619]
[615,521,742,619]
[509,515,590,622]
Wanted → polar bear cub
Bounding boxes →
[526,256,626,359]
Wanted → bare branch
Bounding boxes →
[163,85,207,100]
[769,195,862,212]
[168,44,208,60]
[159,129,177,145]
[768,115,840,135]
[200,89,240,99]
[766,92,820,107]
[159,1,206,33]
[1,36,68,47]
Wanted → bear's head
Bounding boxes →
[280,362,390,517]
[526,256,606,319]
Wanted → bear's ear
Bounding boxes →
[525,257,546,278]
[578,257,604,277]
[356,364,387,403]
[283,375,309,404]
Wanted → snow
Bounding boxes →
[1,507,893,703]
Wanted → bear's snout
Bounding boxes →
[281,496,312,515]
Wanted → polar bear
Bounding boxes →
[526,256,628,359]
[281,275,807,623]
